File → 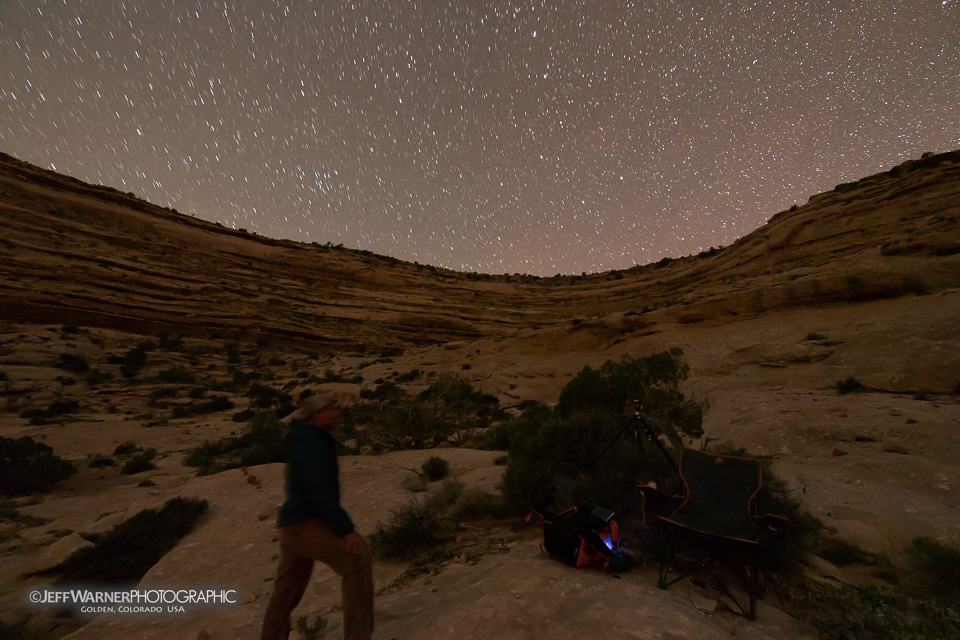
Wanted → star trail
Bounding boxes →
[2,1,958,275]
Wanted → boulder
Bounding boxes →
[20,533,93,575]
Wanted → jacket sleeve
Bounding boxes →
[291,438,356,537]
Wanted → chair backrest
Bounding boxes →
[662,448,762,543]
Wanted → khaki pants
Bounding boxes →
[261,519,374,640]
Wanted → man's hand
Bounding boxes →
[344,531,367,555]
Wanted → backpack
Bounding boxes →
[529,505,633,573]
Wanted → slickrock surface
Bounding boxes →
[2,150,959,638]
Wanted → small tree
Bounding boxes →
[501,349,702,516]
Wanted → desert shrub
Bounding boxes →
[57,353,89,373]
[157,365,195,383]
[20,399,81,423]
[295,613,328,640]
[0,436,76,496]
[448,487,508,522]
[837,377,864,394]
[468,421,513,450]
[0,620,31,640]
[772,530,960,638]
[122,449,156,474]
[57,497,208,583]
[501,350,703,517]
[275,402,296,419]
[246,382,291,408]
[752,455,823,569]
[238,410,286,466]
[184,439,238,470]
[157,333,184,351]
[149,387,178,404]
[196,395,234,414]
[343,374,506,452]
[396,369,422,383]
[85,369,113,385]
[113,442,140,456]
[323,369,344,383]
[818,537,877,566]
[87,455,116,469]
[369,495,453,561]
[171,396,234,419]
[905,537,960,598]
[421,456,449,481]
[110,341,156,378]
[432,478,465,508]
[770,576,960,640]
[231,408,255,422]
[185,410,285,473]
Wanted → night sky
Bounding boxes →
[2,2,958,276]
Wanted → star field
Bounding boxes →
[2,1,958,275]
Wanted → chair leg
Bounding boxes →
[747,548,759,620]
[658,535,673,589]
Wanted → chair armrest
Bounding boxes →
[637,482,685,526]
[760,513,791,536]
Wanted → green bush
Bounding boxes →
[57,497,208,583]
[421,456,449,481]
[501,350,702,517]
[0,436,76,496]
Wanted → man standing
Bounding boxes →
[261,394,374,640]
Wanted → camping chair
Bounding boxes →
[639,448,789,620]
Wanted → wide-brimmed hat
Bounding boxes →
[292,393,338,419]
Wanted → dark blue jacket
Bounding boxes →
[276,419,355,536]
